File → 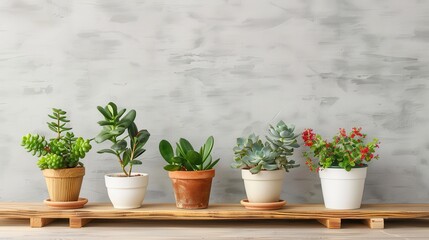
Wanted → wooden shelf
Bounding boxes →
[1,203,428,229]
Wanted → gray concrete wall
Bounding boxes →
[0,0,428,204]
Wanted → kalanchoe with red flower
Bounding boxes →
[301,127,380,172]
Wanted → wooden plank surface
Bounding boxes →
[1,203,429,220]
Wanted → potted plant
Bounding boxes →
[95,102,150,209]
[231,121,300,209]
[302,127,380,209]
[159,136,220,209]
[21,108,92,208]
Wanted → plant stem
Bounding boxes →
[127,142,137,176]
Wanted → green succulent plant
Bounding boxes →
[159,136,220,171]
[95,102,150,177]
[231,121,300,174]
[21,108,92,170]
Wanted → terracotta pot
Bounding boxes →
[42,167,85,202]
[168,169,215,209]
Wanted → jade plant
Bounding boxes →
[231,121,300,174]
[21,108,92,170]
[302,127,380,172]
[159,136,220,171]
[95,102,150,177]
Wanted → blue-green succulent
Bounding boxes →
[231,121,300,174]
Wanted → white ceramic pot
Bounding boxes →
[319,167,367,210]
[105,173,149,209]
[241,169,285,203]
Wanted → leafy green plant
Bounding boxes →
[21,108,92,170]
[159,136,220,171]
[95,102,150,177]
[231,121,300,174]
[302,127,380,172]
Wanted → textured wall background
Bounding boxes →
[0,0,428,204]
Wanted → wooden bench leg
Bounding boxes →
[317,218,341,229]
[363,218,384,229]
[30,217,56,228]
[69,218,93,228]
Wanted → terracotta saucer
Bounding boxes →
[44,198,88,209]
[240,199,286,210]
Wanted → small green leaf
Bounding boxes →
[186,150,202,166]
[95,131,114,143]
[130,160,142,165]
[97,106,112,119]
[171,157,184,164]
[97,120,112,126]
[159,140,174,163]
[128,122,138,137]
[206,158,220,170]
[250,164,262,174]
[97,149,117,155]
[164,165,181,171]
[134,148,146,158]
[122,110,136,125]
[202,136,214,161]
[122,149,131,167]
[179,138,194,153]
[111,140,127,151]
[136,130,150,145]
[107,102,118,116]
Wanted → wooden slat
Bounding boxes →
[317,218,341,229]
[1,203,428,229]
[69,218,92,228]
[363,218,384,229]
[30,217,55,228]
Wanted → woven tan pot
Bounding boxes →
[42,167,85,202]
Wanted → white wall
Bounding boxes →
[0,0,428,203]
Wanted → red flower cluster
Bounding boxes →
[360,147,369,159]
[351,127,363,138]
[302,129,315,146]
[339,128,347,137]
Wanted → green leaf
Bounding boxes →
[97,120,112,126]
[202,136,214,161]
[117,108,126,119]
[110,127,126,135]
[186,150,202,166]
[122,149,131,167]
[95,131,114,143]
[136,130,150,145]
[97,149,117,155]
[159,140,174,163]
[206,158,220,170]
[134,148,146,158]
[249,164,262,174]
[118,119,132,128]
[179,138,194,154]
[97,106,112,120]
[111,140,127,151]
[128,122,138,138]
[122,110,136,125]
[164,165,181,171]
[107,102,118,116]
[171,157,184,164]
[130,160,142,165]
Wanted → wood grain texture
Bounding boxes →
[1,203,429,220]
[317,218,341,229]
[363,218,384,229]
[30,217,55,228]
[69,218,92,228]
